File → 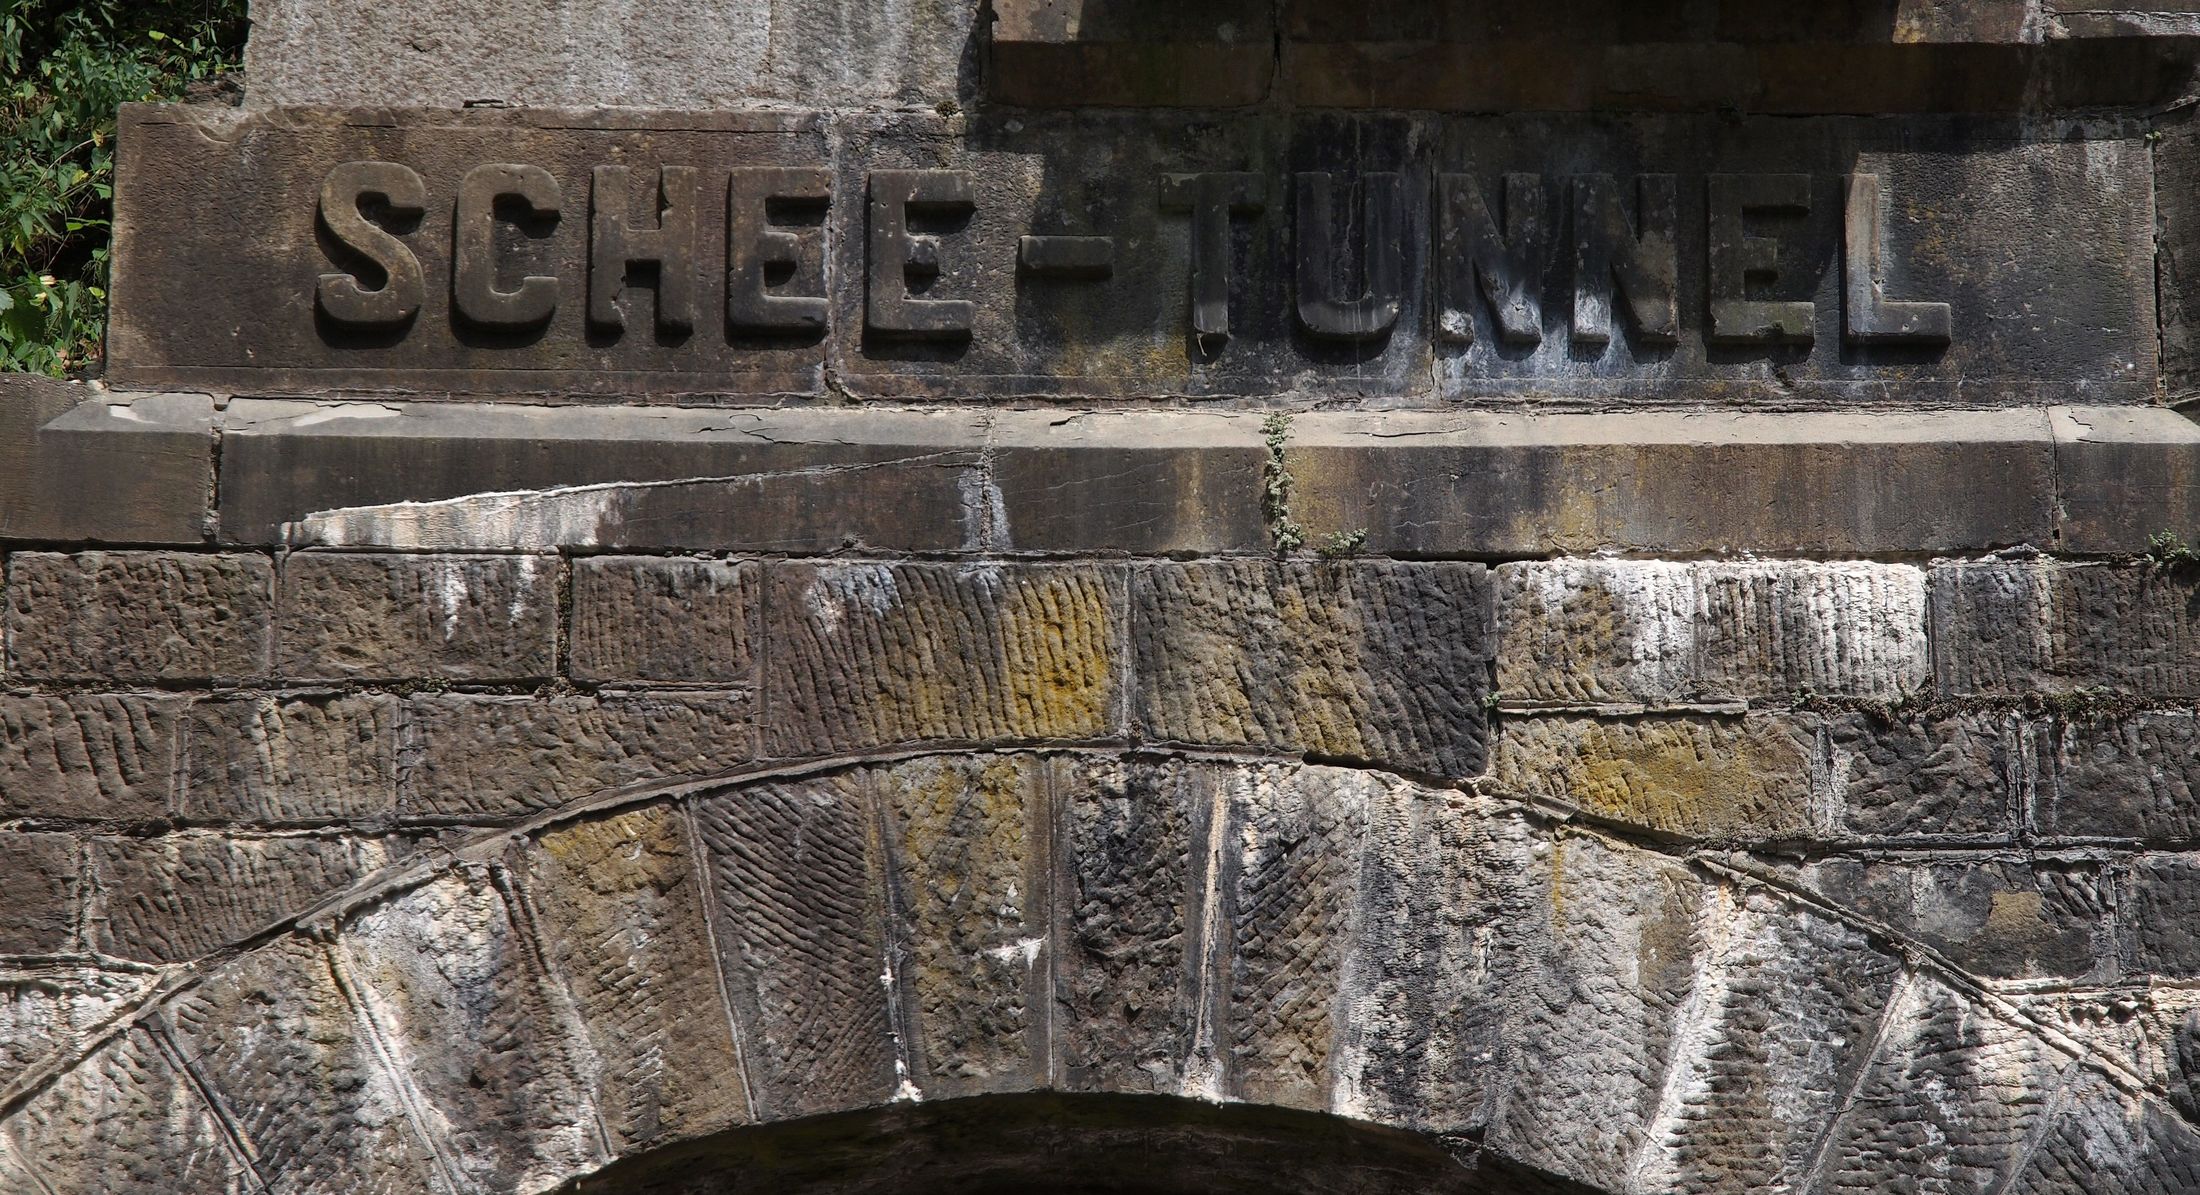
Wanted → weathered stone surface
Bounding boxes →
[242,0,977,109]
[1795,857,2111,980]
[1133,561,1490,777]
[1,1027,256,1194]
[1492,715,1817,842]
[1933,561,2200,698]
[0,968,146,1089]
[164,935,457,1195]
[521,805,750,1153]
[1486,834,1705,1190]
[1053,756,1199,1095]
[0,694,183,821]
[0,833,78,955]
[2007,1072,2200,1195]
[180,693,398,825]
[5,551,271,683]
[876,755,1047,1099]
[692,774,899,1118]
[569,557,757,685]
[762,563,1125,755]
[277,552,556,682]
[2044,712,2200,841]
[1828,711,2023,841]
[1813,975,2067,1193]
[398,692,753,820]
[1496,559,1928,706]
[990,0,1276,107]
[90,833,390,964]
[0,378,212,546]
[339,870,605,1192]
[2125,855,2200,978]
[2052,406,2200,555]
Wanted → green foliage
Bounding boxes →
[2147,530,2200,570]
[1316,528,1368,558]
[1261,412,1305,555]
[0,0,244,375]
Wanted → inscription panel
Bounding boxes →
[109,106,2156,404]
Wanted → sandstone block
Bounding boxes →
[90,834,390,964]
[2005,1073,2200,1195]
[0,694,183,821]
[398,691,753,820]
[337,871,606,1191]
[876,755,1048,1099]
[1933,562,2200,698]
[5,551,271,682]
[1495,559,1928,706]
[1132,561,1491,777]
[163,936,457,1193]
[277,552,556,682]
[2126,855,2200,978]
[1053,756,1200,1095]
[1815,976,2066,1193]
[1828,712,2023,841]
[1799,858,2111,980]
[521,806,750,1153]
[691,774,899,1119]
[761,563,1126,756]
[1,1027,256,1194]
[569,556,757,684]
[180,693,398,825]
[1493,715,1817,843]
[0,969,143,1090]
[2045,712,2200,841]
[0,833,78,956]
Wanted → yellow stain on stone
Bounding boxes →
[995,571,1119,739]
[1502,718,1812,842]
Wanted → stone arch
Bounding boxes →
[1,749,2195,1194]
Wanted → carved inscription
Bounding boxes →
[117,108,2151,400]
[313,163,1947,352]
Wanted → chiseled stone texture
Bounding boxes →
[0,832,79,955]
[2043,712,2200,842]
[1827,711,2025,842]
[1492,714,1819,843]
[569,556,757,685]
[1496,559,1928,706]
[1788,857,2115,981]
[179,692,398,825]
[89,833,392,963]
[397,691,754,821]
[761,562,1126,756]
[1133,561,1492,777]
[277,551,557,682]
[0,751,2186,1195]
[1933,561,2200,698]
[0,967,148,1089]
[0,693,184,821]
[5,551,272,682]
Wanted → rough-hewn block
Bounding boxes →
[521,805,750,1153]
[0,969,145,1090]
[1054,756,1199,1096]
[1133,561,1491,777]
[180,693,398,825]
[0,833,78,955]
[338,871,605,1191]
[91,834,390,964]
[1798,858,2111,980]
[1933,562,2200,697]
[1495,559,1928,706]
[1,1027,256,1194]
[1828,712,2022,841]
[164,936,457,1194]
[2127,855,2200,978]
[692,774,899,1119]
[5,551,271,682]
[2044,713,2200,842]
[1493,715,1817,843]
[398,692,753,820]
[876,755,1047,1100]
[762,563,1126,756]
[1816,976,2067,1193]
[277,552,556,682]
[569,557,756,684]
[0,694,183,821]
[2005,1073,2200,1195]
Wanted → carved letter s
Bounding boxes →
[316,161,427,329]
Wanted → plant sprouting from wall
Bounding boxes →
[1,0,246,376]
